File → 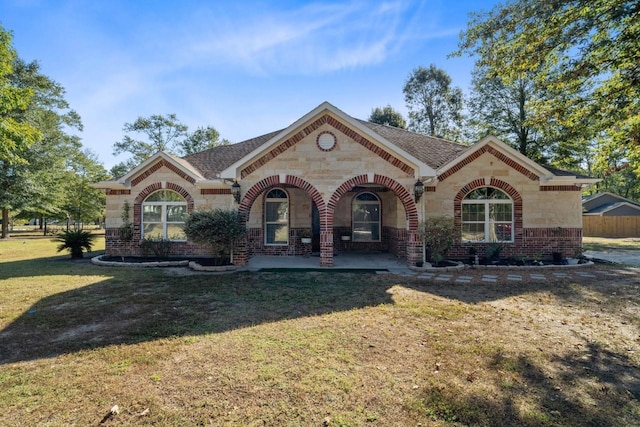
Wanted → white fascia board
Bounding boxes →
[90,180,128,190]
[118,152,204,185]
[219,101,435,179]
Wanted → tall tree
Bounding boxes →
[455,0,640,171]
[403,65,463,140]
[111,115,226,176]
[0,25,41,166]
[181,125,229,155]
[467,67,549,162]
[1,53,82,238]
[368,105,406,129]
[60,149,109,229]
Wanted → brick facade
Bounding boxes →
[100,106,590,267]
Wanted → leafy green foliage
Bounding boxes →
[368,105,406,129]
[466,67,550,162]
[54,230,96,258]
[456,0,640,175]
[139,237,173,259]
[417,216,457,265]
[0,25,41,166]
[183,209,246,259]
[403,65,463,141]
[111,115,227,177]
[1,32,93,238]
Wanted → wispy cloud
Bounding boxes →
[180,1,423,75]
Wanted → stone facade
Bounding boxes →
[95,102,595,267]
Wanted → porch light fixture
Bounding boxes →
[231,181,241,203]
[414,180,424,202]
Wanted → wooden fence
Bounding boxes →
[583,216,640,237]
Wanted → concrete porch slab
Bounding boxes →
[243,253,409,272]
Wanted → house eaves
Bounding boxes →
[219,101,437,180]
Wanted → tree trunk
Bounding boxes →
[1,208,9,239]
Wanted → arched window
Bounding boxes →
[352,192,381,242]
[265,188,288,245]
[461,187,513,242]
[142,190,187,240]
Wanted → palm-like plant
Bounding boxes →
[55,230,96,259]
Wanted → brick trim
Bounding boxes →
[327,174,418,230]
[132,182,195,243]
[240,114,415,178]
[540,185,581,191]
[453,178,523,241]
[201,188,232,195]
[439,145,539,182]
[131,159,196,187]
[107,189,131,195]
[238,175,326,220]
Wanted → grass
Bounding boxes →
[1,236,639,425]
[583,236,640,251]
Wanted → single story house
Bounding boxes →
[583,192,640,216]
[94,102,598,267]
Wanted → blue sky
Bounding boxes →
[1,0,497,170]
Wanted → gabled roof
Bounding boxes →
[94,101,600,189]
[216,101,437,179]
[355,119,467,169]
[582,192,640,215]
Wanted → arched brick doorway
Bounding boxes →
[325,174,420,267]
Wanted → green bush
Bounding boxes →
[418,216,457,265]
[183,209,246,261]
[139,237,173,259]
[54,230,96,259]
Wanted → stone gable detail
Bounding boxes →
[240,114,415,179]
[131,159,196,187]
[439,146,539,182]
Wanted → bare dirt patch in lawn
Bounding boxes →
[1,262,639,426]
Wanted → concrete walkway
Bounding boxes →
[242,253,638,283]
[584,249,640,266]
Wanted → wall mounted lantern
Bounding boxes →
[231,181,241,203]
[414,180,424,203]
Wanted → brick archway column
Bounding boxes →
[237,175,327,266]
[327,174,420,266]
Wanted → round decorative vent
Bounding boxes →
[317,132,336,151]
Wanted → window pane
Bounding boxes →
[462,223,484,241]
[166,223,186,240]
[143,205,162,222]
[143,223,164,239]
[266,201,287,222]
[266,224,288,244]
[493,223,512,241]
[166,205,187,222]
[353,222,379,241]
[146,190,184,202]
[462,204,484,222]
[489,204,512,222]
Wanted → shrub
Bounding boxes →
[54,230,96,259]
[118,201,133,241]
[418,216,457,265]
[139,237,173,259]
[183,209,246,261]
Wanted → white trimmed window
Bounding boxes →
[352,192,381,242]
[461,187,513,242]
[141,190,187,240]
[265,188,289,245]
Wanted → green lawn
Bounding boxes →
[1,236,639,426]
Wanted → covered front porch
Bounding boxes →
[238,174,422,268]
[244,252,411,272]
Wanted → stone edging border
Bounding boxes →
[91,255,189,268]
[91,255,239,272]
[410,260,594,273]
